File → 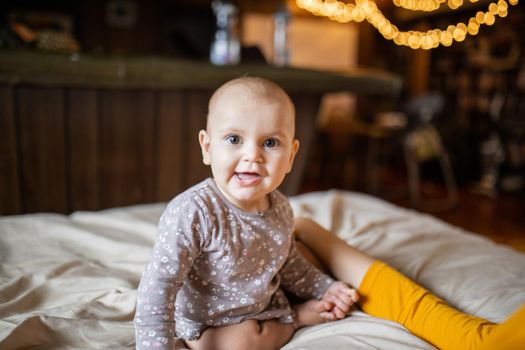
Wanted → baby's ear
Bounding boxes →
[286,139,300,173]
[199,130,211,165]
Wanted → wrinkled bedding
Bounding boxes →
[1,190,524,349]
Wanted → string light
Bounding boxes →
[296,0,519,49]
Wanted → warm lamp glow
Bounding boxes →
[296,0,519,49]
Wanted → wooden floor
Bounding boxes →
[300,131,525,252]
[383,185,525,252]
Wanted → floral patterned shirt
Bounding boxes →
[134,178,334,349]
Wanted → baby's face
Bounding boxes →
[199,84,299,212]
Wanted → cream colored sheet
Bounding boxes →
[1,190,524,349]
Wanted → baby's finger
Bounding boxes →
[332,291,354,307]
[339,288,360,305]
[318,299,335,311]
[320,311,336,321]
[333,306,346,319]
[347,288,359,303]
[328,294,353,314]
[332,289,358,306]
[335,285,360,302]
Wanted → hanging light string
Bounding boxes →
[296,0,519,49]
[394,0,485,12]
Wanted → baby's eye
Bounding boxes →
[226,135,240,144]
[264,138,279,148]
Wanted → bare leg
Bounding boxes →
[185,299,332,350]
[294,217,374,289]
[185,319,294,350]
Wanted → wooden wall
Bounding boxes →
[0,84,319,215]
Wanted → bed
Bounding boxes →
[1,189,524,349]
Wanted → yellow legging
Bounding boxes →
[359,261,525,350]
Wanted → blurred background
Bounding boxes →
[1,0,524,248]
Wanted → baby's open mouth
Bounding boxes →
[236,172,260,180]
[235,172,262,184]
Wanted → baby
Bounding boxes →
[134,77,359,350]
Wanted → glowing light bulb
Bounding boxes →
[440,31,453,46]
[476,11,486,23]
[408,35,421,49]
[430,29,441,43]
[485,12,496,25]
[421,35,433,50]
[468,19,480,35]
[393,33,403,45]
[498,0,508,10]
[321,0,338,16]
[457,22,467,32]
[453,27,466,41]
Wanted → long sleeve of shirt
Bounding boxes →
[134,198,204,350]
[278,239,335,300]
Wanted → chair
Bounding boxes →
[402,94,458,212]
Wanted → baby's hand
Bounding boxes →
[321,281,359,320]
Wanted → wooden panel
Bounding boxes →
[0,86,21,214]
[68,89,100,211]
[157,92,185,201]
[280,93,322,195]
[185,90,212,187]
[17,87,67,213]
[100,90,155,208]
[2,85,322,214]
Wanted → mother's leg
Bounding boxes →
[294,217,374,288]
[294,217,496,350]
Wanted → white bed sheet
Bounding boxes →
[1,190,524,349]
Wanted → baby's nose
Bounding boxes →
[243,143,263,162]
